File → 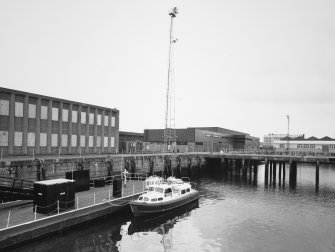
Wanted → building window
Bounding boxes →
[89,136,94,147]
[14,132,23,146]
[111,117,115,127]
[309,144,315,149]
[280,144,285,148]
[40,133,47,147]
[97,114,101,125]
[104,115,109,126]
[71,135,77,147]
[27,132,35,146]
[62,134,68,147]
[111,137,115,147]
[0,131,8,146]
[72,111,78,123]
[51,134,58,147]
[89,113,94,125]
[104,136,108,147]
[41,106,48,120]
[0,100,9,116]
[81,112,86,124]
[15,102,23,117]
[52,108,59,121]
[80,135,85,147]
[28,104,36,118]
[62,109,68,122]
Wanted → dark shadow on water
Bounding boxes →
[128,199,199,235]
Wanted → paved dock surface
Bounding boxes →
[0,180,144,230]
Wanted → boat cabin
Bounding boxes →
[137,182,192,203]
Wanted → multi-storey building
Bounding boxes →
[0,87,119,157]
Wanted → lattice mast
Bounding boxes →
[163,7,178,151]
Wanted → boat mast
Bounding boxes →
[164,7,178,152]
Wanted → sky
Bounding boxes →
[1,0,335,141]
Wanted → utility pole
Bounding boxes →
[286,115,290,155]
[163,7,178,152]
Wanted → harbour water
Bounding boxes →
[9,163,335,252]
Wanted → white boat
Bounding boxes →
[129,177,199,217]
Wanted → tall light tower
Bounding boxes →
[286,115,290,155]
[163,7,178,152]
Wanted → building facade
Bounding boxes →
[119,131,144,154]
[144,127,260,152]
[273,136,335,156]
[263,133,303,147]
[0,87,119,156]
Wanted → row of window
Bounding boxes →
[297,144,316,149]
[0,100,115,126]
[279,144,335,149]
[0,131,115,148]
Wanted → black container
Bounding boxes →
[66,170,90,192]
[33,179,75,214]
[94,178,105,188]
[113,179,122,197]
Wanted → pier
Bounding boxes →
[0,152,334,250]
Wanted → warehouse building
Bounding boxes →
[273,136,335,156]
[144,127,260,152]
[0,87,119,156]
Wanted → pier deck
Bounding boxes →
[0,180,144,250]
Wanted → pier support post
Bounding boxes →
[273,161,277,185]
[283,162,286,185]
[264,160,269,186]
[289,160,297,190]
[269,161,273,185]
[315,160,319,192]
[253,160,258,186]
[279,162,282,186]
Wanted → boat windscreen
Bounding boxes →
[155,187,164,193]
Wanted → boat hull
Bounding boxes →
[130,191,199,217]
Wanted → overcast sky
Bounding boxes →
[1,0,334,141]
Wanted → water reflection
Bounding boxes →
[128,200,199,251]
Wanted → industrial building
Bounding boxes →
[0,87,119,156]
[263,133,303,148]
[119,131,144,154]
[144,127,260,152]
[273,136,335,156]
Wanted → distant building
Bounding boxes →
[0,87,119,156]
[273,136,335,156]
[144,127,260,152]
[119,131,144,154]
[263,133,303,147]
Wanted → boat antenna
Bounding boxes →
[163,7,178,152]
